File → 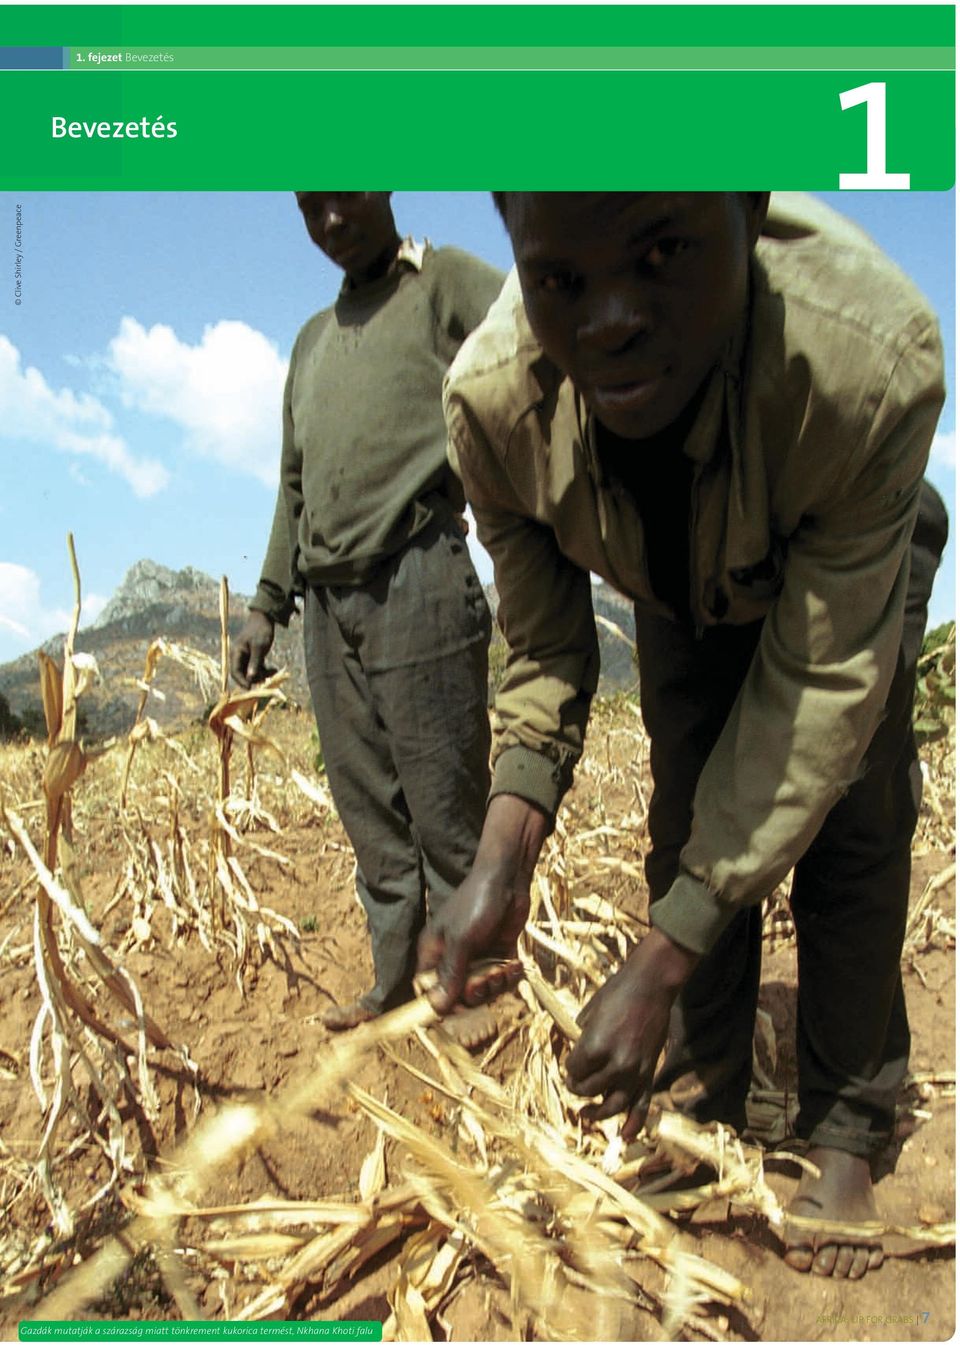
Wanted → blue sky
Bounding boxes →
[0,190,954,664]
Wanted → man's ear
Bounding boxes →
[743,192,771,247]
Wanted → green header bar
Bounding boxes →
[1,5,954,189]
[65,45,954,72]
[8,69,953,189]
[6,6,956,47]
[20,1324,382,1342]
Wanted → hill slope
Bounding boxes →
[0,559,637,739]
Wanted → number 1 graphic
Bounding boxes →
[839,81,911,189]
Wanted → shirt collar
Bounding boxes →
[667,303,749,467]
[397,235,427,271]
[339,236,428,294]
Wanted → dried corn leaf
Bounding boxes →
[656,1112,785,1230]
[348,1085,574,1339]
[390,1278,431,1342]
[359,1127,387,1200]
[906,862,956,945]
[125,1192,374,1227]
[595,613,636,650]
[519,958,581,1042]
[6,808,99,945]
[42,741,87,805]
[782,1211,955,1251]
[384,1227,464,1343]
[525,923,605,987]
[221,714,287,761]
[290,769,334,811]
[207,678,287,743]
[204,1232,309,1261]
[214,805,292,868]
[37,651,63,746]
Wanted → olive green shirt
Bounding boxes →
[252,239,504,621]
[444,194,945,955]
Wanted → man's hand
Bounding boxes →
[418,793,550,1013]
[566,928,700,1140]
[231,610,276,688]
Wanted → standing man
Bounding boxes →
[233,193,503,1031]
[420,193,947,1278]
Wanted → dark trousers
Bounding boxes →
[303,513,492,1012]
[639,482,948,1157]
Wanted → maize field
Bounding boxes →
[0,538,955,1341]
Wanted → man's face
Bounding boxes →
[504,192,767,440]
[295,192,396,279]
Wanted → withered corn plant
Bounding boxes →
[2,536,177,1238]
[115,577,298,992]
[5,570,954,1339]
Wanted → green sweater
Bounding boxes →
[252,242,504,621]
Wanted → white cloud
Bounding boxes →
[0,336,169,498]
[931,428,956,470]
[83,593,109,624]
[0,564,61,645]
[0,563,107,650]
[106,318,288,486]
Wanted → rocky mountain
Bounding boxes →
[89,559,221,631]
[0,559,637,741]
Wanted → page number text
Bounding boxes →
[839,82,910,190]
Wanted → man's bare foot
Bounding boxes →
[322,999,380,1031]
[784,1146,884,1279]
[441,1004,498,1050]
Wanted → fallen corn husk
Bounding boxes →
[9,655,955,1338]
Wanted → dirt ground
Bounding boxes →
[0,700,954,1342]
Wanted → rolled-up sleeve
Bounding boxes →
[652,323,945,954]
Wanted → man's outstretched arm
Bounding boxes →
[418,793,549,1010]
[232,345,303,689]
[417,790,701,1139]
[565,930,700,1139]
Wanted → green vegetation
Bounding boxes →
[0,691,24,741]
[1,697,89,742]
[914,621,956,741]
